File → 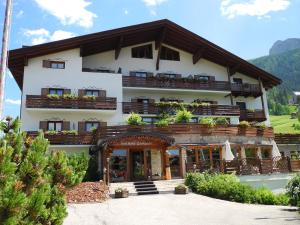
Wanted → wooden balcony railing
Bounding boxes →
[26,95,117,110]
[122,102,240,116]
[231,83,262,97]
[27,131,94,145]
[275,134,300,144]
[95,124,274,139]
[239,109,266,122]
[122,76,231,91]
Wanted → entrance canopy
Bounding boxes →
[99,133,175,150]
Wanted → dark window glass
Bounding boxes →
[135,72,148,78]
[236,102,246,110]
[85,90,99,97]
[47,121,62,131]
[233,78,243,84]
[131,44,153,59]
[142,117,157,124]
[49,88,64,96]
[190,117,198,123]
[85,122,99,131]
[160,46,180,61]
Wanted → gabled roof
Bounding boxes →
[8,19,281,89]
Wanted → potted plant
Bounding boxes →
[174,109,192,123]
[199,117,215,134]
[126,112,144,132]
[152,173,161,181]
[175,184,188,194]
[115,187,129,198]
[238,120,251,135]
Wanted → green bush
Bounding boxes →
[185,172,289,205]
[286,174,300,207]
[0,117,88,225]
[214,117,229,125]
[199,117,216,127]
[126,112,143,125]
[175,109,192,123]
[239,120,250,127]
[155,119,169,127]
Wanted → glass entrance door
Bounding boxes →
[168,150,181,178]
[131,151,145,181]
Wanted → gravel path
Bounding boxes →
[64,193,300,225]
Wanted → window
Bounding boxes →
[49,88,64,96]
[194,75,210,81]
[85,90,99,97]
[236,102,246,110]
[160,46,180,61]
[131,44,153,59]
[43,60,65,69]
[190,117,198,123]
[135,72,148,78]
[85,122,100,131]
[47,121,62,131]
[233,78,243,84]
[142,117,157,124]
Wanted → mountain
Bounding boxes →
[250,47,300,114]
[269,38,300,55]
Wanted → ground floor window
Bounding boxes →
[110,150,127,182]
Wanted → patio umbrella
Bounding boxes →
[271,140,281,159]
[222,140,234,161]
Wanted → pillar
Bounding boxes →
[180,148,187,178]
[240,146,246,159]
[164,150,171,180]
[257,147,262,159]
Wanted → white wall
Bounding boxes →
[21,49,123,130]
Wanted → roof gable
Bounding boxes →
[8,19,281,89]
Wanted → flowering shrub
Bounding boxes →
[286,174,300,207]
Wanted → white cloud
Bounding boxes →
[124,9,129,15]
[221,0,290,19]
[24,28,76,45]
[150,9,157,16]
[5,99,21,105]
[142,0,168,7]
[16,10,24,18]
[34,0,97,28]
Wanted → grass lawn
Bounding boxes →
[270,115,300,134]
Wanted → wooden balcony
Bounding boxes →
[122,102,240,116]
[26,95,117,110]
[95,124,274,139]
[231,83,262,97]
[275,134,300,144]
[27,131,94,145]
[239,109,266,122]
[122,76,231,92]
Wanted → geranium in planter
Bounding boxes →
[175,184,188,194]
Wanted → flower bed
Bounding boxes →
[66,181,109,203]
[185,173,289,205]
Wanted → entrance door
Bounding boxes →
[131,151,145,181]
[169,150,181,178]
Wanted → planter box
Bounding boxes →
[115,191,123,198]
[290,160,300,172]
[175,187,188,194]
[152,175,161,181]
[115,190,129,198]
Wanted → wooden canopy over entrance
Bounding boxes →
[99,133,175,150]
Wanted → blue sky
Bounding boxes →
[1,0,300,117]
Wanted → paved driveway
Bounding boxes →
[64,193,300,225]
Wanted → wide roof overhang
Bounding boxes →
[8,19,281,90]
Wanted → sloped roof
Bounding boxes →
[8,19,281,89]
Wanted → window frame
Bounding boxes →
[233,78,243,84]
[85,121,100,132]
[50,61,65,69]
[141,117,157,124]
[236,102,247,110]
[195,75,210,82]
[49,88,64,96]
[131,44,153,59]
[47,121,63,131]
[85,90,100,97]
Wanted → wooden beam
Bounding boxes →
[258,77,266,117]
[156,45,161,70]
[24,56,28,66]
[79,45,84,57]
[193,47,205,64]
[115,36,123,60]
[155,27,167,50]
[229,64,240,76]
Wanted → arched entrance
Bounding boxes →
[99,133,175,182]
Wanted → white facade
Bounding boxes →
[20,42,270,136]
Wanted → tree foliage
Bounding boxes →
[0,117,88,225]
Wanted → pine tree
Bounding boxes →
[0,117,88,225]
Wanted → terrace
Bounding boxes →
[239,109,266,122]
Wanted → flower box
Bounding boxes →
[175,185,188,194]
